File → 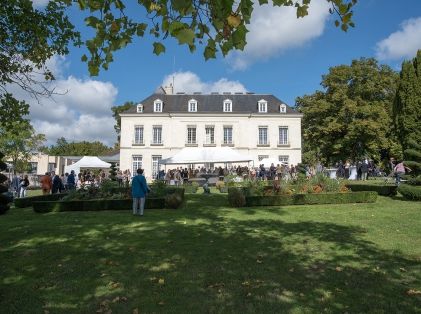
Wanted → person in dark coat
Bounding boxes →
[52,174,62,194]
[131,168,150,216]
[67,170,76,190]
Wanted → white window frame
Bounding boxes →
[133,125,144,144]
[223,99,232,112]
[258,126,268,145]
[258,99,267,113]
[132,155,143,174]
[223,126,233,144]
[154,99,163,112]
[152,126,162,144]
[152,155,162,179]
[136,104,143,113]
[188,99,197,112]
[280,103,287,113]
[278,155,289,164]
[187,125,197,144]
[278,126,289,145]
[205,126,215,144]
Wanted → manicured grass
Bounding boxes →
[1,195,420,313]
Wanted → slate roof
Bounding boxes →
[121,93,298,114]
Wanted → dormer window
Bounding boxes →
[136,104,143,113]
[154,99,163,112]
[188,99,197,112]
[280,103,287,113]
[223,99,232,112]
[258,99,267,113]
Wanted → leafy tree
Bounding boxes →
[1,0,357,87]
[0,0,80,106]
[111,101,135,144]
[393,50,421,150]
[0,122,46,174]
[296,58,400,164]
[72,0,357,75]
[0,94,30,131]
[44,138,113,156]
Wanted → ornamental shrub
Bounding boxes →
[228,188,246,207]
[398,184,421,201]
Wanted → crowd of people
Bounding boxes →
[9,168,118,197]
[157,163,300,185]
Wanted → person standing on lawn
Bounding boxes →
[393,161,411,186]
[40,172,52,195]
[132,168,149,216]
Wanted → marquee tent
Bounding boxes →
[159,147,253,165]
[259,157,287,168]
[64,156,111,175]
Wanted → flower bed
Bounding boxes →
[345,184,397,196]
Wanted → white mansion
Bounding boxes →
[119,87,302,179]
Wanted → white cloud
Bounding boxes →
[228,0,330,70]
[161,71,247,93]
[8,56,119,146]
[375,17,421,61]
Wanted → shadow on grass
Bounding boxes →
[0,196,420,313]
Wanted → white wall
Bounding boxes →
[120,113,302,180]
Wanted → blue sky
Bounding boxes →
[26,0,421,145]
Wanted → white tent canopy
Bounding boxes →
[159,147,253,165]
[64,156,111,175]
[259,157,286,168]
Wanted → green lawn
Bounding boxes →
[1,194,420,313]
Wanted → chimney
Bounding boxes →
[163,83,174,95]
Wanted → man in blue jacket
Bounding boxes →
[132,168,149,216]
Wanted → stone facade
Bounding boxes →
[119,91,302,180]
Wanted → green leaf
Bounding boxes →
[81,54,88,62]
[153,42,166,55]
[175,28,195,45]
[136,23,147,36]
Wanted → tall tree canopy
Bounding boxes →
[43,137,113,156]
[0,94,45,173]
[1,0,357,89]
[296,58,399,164]
[0,122,46,174]
[393,49,421,150]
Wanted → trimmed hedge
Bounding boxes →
[245,192,377,207]
[14,193,67,208]
[33,198,165,213]
[398,184,421,201]
[345,184,397,196]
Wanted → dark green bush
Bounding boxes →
[14,193,67,208]
[398,184,421,201]
[245,191,377,207]
[228,188,246,207]
[346,184,397,196]
[33,197,166,213]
